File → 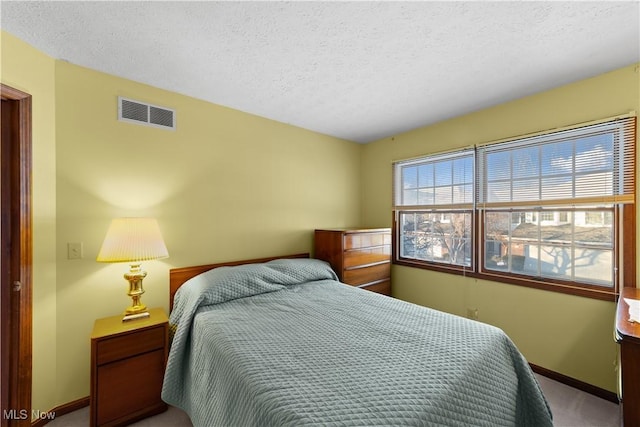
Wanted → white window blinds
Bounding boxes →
[393,149,475,210]
[476,116,636,208]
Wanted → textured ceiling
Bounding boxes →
[1,1,639,143]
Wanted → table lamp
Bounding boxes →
[97,217,169,321]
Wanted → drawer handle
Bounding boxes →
[344,260,390,270]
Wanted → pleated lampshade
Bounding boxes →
[97,217,169,263]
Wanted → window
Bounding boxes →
[398,211,472,267]
[394,149,474,271]
[393,116,636,300]
[483,209,614,286]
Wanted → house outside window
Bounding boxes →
[393,115,636,300]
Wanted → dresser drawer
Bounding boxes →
[360,280,391,295]
[344,232,391,250]
[344,246,391,268]
[343,262,390,286]
[97,326,165,366]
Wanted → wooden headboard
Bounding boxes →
[169,253,310,310]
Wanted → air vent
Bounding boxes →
[118,97,175,130]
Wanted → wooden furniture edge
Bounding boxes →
[615,286,640,426]
[314,227,391,233]
[616,287,640,345]
[169,252,309,310]
[530,363,618,403]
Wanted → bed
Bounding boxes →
[162,253,552,426]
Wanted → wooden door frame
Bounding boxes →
[1,83,33,426]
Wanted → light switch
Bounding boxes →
[67,242,83,260]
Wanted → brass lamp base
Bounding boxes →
[122,263,149,321]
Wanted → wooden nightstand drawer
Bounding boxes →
[96,348,166,426]
[96,326,165,365]
[344,262,390,286]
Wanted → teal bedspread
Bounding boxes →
[162,258,552,426]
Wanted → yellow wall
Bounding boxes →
[0,31,58,414]
[361,64,640,392]
[53,62,362,403]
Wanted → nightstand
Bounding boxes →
[90,307,169,427]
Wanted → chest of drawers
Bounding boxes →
[314,228,391,296]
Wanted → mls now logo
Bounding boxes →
[3,409,55,421]
[2,410,28,420]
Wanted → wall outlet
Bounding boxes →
[67,242,83,260]
[467,308,479,320]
